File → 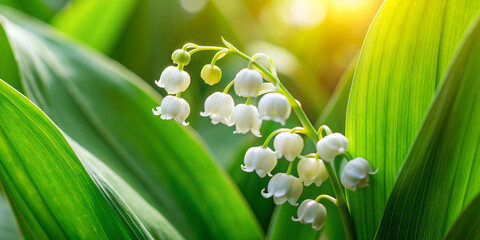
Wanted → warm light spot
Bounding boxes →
[277,0,327,28]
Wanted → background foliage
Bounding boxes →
[0,0,478,239]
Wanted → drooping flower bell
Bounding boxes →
[229,104,262,137]
[292,199,327,231]
[273,132,304,161]
[297,158,328,187]
[241,147,277,178]
[261,173,303,205]
[201,64,222,85]
[341,157,377,191]
[258,93,291,125]
[156,66,191,94]
[200,92,234,125]
[152,95,190,126]
[316,133,349,162]
[234,68,263,97]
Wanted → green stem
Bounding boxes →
[324,162,356,240]
[318,125,333,139]
[211,50,232,66]
[286,161,294,175]
[315,194,337,205]
[262,128,291,148]
[245,97,251,105]
[223,80,235,93]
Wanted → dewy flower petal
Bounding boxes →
[274,132,304,161]
[200,92,234,125]
[258,93,291,125]
[229,104,262,137]
[297,158,328,187]
[261,173,303,206]
[152,95,190,126]
[340,157,377,191]
[241,147,277,178]
[316,133,349,162]
[292,199,327,231]
[155,66,191,94]
[234,68,263,97]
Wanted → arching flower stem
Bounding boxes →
[315,194,337,205]
[261,127,306,148]
[223,80,235,93]
[318,125,333,139]
[184,42,356,239]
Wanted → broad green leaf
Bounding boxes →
[375,16,480,239]
[444,194,480,240]
[265,58,355,240]
[0,191,22,240]
[0,79,132,239]
[0,0,65,21]
[345,0,480,238]
[51,0,138,53]
[68,138,183,240]
[0,7,262,240]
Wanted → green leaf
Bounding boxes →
[68,138,184,240]
[345,1,480,238]
[375,15,480,239]
[0,6,262,240]
[0,79,133,239]
[444,194,480,240]
[0,191,22,240]
[0,0,65,21]
[51,0,138,53]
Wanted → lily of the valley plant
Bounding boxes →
[153,38,376,239]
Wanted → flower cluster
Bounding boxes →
[153,40,377,233]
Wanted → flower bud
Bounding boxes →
[273,132,304,161]
[316,133,348,162]
[155,66,190,94]
[241,147,277,178]
[341,157,377,191]
[297,158,328,187]
[171,49,191,65]
[200,92,234,125]
[261,173,303,205]
[152,95,190,126]
[292,199,327,231]
[201,64,222,85]
[258,93,291,125]
[234,68,263,97]
[229,104,262,137]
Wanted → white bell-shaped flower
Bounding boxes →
[261,173,303,205]
[292,199,327,231]
[316,133,349,162]
[297,158,328,187]
[241,147,277,178]
[341,157,377,191]
[234,68,263,97]
[155,66,191,94]
[258,93,291,125]
[229,104,262,137]
[273,132,304,161]
[152,95,190,126]
[200,92,234,125]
